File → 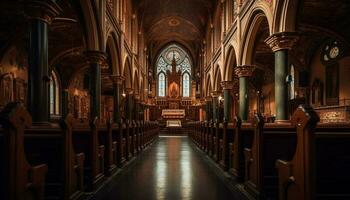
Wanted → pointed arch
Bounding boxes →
[273,0,299,32]
[224,45,238,81]
[241,10,271,65]
[123,56,132,88]
[213,65,222,91]
[105,32,121,75]
[206,74,213,97]
[133,70,140,94]
[79,0,100,50]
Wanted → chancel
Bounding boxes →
[1,0,350,200]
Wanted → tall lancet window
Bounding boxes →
[158,72,166,97]
[155,44,192,97]
[183,73,190,97]
[50,70,60,115]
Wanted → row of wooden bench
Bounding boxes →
[0,102,159,200]
[185,105,350,200]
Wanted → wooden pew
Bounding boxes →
[216,123,223,163]
[276,105,350,200]
[72,118,105,191]
[0,103,48,200]
[243,115,296,199]
[219,121,234,171]
[111,122,126,166]
[24,114,85,200]
[99,121,117,176]
[125,121,131,160]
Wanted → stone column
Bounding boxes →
[235,65,255,121]
[221,81,234,122]
[85,51,107,120]
[110,75,125,123]
[125,88,134,121]
[205,96,212,121]
[211,91,220,122]
[265,32,298,121]
[134,94,140,120]
[25,1,61,122]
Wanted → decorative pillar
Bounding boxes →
[125,88,134,121]
[134,94,140,120]
[85,51,107,120]
[205,96,212,121]
[235,65,255,121]
[25,1,61,122]
[265,32,298,121]
[221,81,234,122]
[211,91,220,122]
[110,75,125,123]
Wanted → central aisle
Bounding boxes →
[94,136,240,200]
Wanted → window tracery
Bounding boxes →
[156,44,192,97]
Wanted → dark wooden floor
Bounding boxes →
[93,135,242,200]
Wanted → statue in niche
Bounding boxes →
[169,81,179,98]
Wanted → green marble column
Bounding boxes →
[205,97,212,121]
[265,32,298,121]
[212,93,219,122]
[235,65,254,121]
[28,19,49,122]
[275,49,288,120]
[221,81,234,122]
[134,95,140,120]
[126,88,134,121]
[113,83,121,122]
[25,1,61,122]
[111,75,124,123]
[239,77,248,121]
[85,51,106,120]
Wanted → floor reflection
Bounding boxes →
[95,135,238,200]
[155,143,167,199]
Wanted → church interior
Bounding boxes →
[1,0,350,199]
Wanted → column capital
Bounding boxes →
[220,81,234,90]
[235,65,255,77]
[24,0,62,24]
[110,75,125,85]
[84,50,107,65]
[205,96,212,102]
[211,91,221,98]
[265,32,299,52]
[126,88,134,95]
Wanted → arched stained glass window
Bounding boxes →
[183,73,190,97]
[50,71,60,115]
[156,44,192,97]
[158,73,166,97]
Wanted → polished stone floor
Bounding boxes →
[94,135,241,200]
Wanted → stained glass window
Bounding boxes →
[156,44,192,97]
[158,72,166,97]
[183,73,190,97]
[49,71,60,115]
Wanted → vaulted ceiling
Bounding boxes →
[135,0,217,62]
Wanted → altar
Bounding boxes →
[161,109,185,128]
[161,109,185,119]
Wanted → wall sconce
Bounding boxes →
[218,95,223,103]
